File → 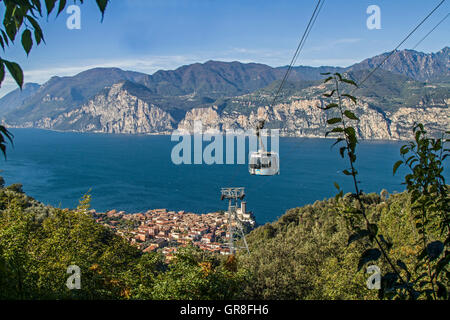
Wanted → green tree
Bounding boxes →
[0,199,38,299]
[151,246,246,300]
[0,188,143,299]
[393,124,449,299]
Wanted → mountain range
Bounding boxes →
[0,47,448,140]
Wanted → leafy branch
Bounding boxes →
[320,72,418,299]
[394,124,449,299]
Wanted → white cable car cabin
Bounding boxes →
[249,151,279,175]
[248,120,280,176]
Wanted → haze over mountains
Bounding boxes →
[0,47,448,140]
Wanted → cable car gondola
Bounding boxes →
[248,120,280,176]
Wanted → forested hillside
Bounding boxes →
[0,178,447,299]
[0,182,245,299]
[239,192,423,299]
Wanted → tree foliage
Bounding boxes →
[0,184,245,299]
[393,124,449,299]
[238,191,437,299]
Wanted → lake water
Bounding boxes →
[2,129,446,224]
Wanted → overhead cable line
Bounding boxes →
[243,0,325,190]
[413,12,449,50]
[270,0,325,109]
[228,0,325,186]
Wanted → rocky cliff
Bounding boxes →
[8,79,448,140]
[1,48,448,139]
[177,98,448,140]
[18,83,176,134]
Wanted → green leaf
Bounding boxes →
[5,21,17,41]
[426,241,444,261]
[325,127,344,137]
[393,160,403,175]
[342,93,357,104]
[400,145,409,155]
[31,0,43,16]
[1,30,9,46]
[344,127,356,139]
[342,169,352,175]
[96,0,109,21]
[368,223,378,237]
[340,78,358,87]
[405,155,416,166]
[21,29,33,56]
[57,0,67,16]
[396,260,409,272]
[327,118,342,125]
[335,190,343,201]
[3,60,24,88]
[0,62,5,85]
[45,0,57,15]
[344,110,359,120]
[26,15,45,45]
[323,76,333,83]
[0,125,13,145]
[347,229,370,246]
[380,273,398,292]
[322,90,335,97]
[358,248,381,271]
[0,125,14,159]
[321,103,338,110]
[333,182,340,190]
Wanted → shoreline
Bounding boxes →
[6,126,409,142]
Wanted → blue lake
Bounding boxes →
[2,129,446,224]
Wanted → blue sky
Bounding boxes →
[1,0,449,96]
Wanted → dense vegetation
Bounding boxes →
[0,183,246,299]
[0,177,447,299]
[318,72,448,299]
[238,190,448,299]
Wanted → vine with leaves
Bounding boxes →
[319,72,449,299]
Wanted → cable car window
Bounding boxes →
[249,156,261,169]
[261,158,271,168]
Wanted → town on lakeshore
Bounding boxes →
[90,201,256,259]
